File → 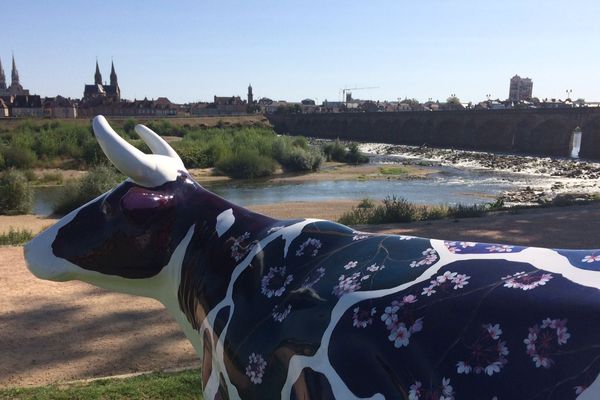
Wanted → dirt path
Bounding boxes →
[3,202,600,388]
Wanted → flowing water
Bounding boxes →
[34,140,597,217]
[32,165,534,216]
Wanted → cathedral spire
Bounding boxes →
[94,59,102,85]
[110,60,118,87]
[11,54,20,86]
[0,58,6,90]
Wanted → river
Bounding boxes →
[32,165,540,217]
[34,140,600,217]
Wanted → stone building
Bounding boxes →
[43,96,78,118]
[509,75,533,102]
[10,95,43,117]
[213,95,247,114]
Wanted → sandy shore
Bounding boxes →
[3,201,600,388]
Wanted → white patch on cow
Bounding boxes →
[216,208,235,238]
[24,193,108,282]
[156,226,203,353]
[26,213,202,355]
[578,372,600,399]
[201,219,322,399]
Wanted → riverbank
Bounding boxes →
[28,162,434,188]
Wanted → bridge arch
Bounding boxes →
[400,118,424,145]
[434,118,464,148]
[580,117,600,159]
[521,119,571,156]
[372,116,394,142]
[512,118,537,152]
[474,119,513,151]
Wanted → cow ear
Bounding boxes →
[121,187,175,223]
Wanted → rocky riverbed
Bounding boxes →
[358,143,600,206]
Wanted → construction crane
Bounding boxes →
[341,86,379,104]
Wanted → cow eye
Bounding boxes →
[101,201,113,216]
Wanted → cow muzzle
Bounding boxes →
[24,216,76,282]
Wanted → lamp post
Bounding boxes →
[566,89,572,100]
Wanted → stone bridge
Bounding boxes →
[267,108,600,159]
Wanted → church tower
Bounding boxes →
[94,60,102,85]
[247,84,253,104]
[110,61,118,87]
[8,55,27,95]
[84,59,120,102]
[0,58,6,90]
[11,55,20,87]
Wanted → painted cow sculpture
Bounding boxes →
[25,116,600,399]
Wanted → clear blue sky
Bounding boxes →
[3,1,599,104]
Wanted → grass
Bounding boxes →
[0,227,33,245]
[0,369,203,400]
[379,166,410,175]
[338,193,600,226]
[338,196,495,225]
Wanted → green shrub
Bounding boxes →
[129,139,152,154]
[323,139,347,162]
[346,143,369,164]
[0,120,108,169]
[215,149,276,179]
[172,140,213,168]
[0,227,34,245]
[271,136,322,172]
[52,165,123,215]
[447,203,488,218]
[3,145,36,169]
[278,147,322,172]
[338,196,491,225]
[123,118,137,136]
[322,139,368,164]
[0,169,33,215]
[292,136,309,150]
[80,139,104,166]
[23,169,37,182]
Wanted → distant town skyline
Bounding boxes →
[3,1,600,104]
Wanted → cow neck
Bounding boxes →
[178,177,279,329]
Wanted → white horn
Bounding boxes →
[92,115,181,187]
[134,124,185,170]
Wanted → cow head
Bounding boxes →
[24,116,198,299]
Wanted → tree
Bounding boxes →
[446,96,461,105]
[401,98,419,107]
